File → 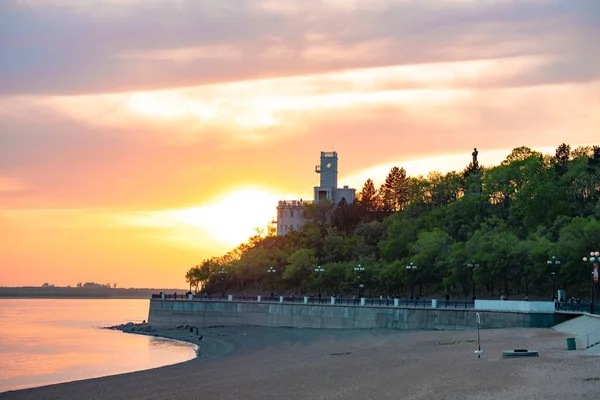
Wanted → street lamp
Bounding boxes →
[467,262,479,301]
[547,256,561,300]
[218,268,227,297]
[583,251,599,314]
[406,262,419,300]
[267,266,277,297]
[314,266,325,297]
[354,264,365,298]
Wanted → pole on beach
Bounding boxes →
[475,312,482,359]
[315,266,325,298]
[267,266,277,297]
[354,264,364,298]
[219,268,227,298]
[405,262,418,300]
[583,252,599,314]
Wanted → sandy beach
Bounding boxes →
[1,325,598,400]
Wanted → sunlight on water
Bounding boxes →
[0,299,196,393]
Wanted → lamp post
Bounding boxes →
[467,262,479,301]
[583,251,599,314]
[314,266,325,298]
[218,268,227,298]
[267,267,276,297]
[406,262,419,300]
[547,256,561,300]
[354,264,365,298]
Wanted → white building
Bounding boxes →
[276,200,311,235]
[276,151,355,235]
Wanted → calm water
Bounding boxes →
[0,299,197,393]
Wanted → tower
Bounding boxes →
[314,151,338,203]
[276,151,355,235]
[316,151,338,188]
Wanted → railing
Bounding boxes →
[555,302,598,314]
[151,293,189,300]
[151,294,475,309]
[278,200,313,207]
[576,327,600,349]
[438,300,476,309]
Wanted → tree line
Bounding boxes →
[186,144,600,301]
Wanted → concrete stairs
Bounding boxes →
[553,314,600,352]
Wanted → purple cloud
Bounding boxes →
[0,0,598,95]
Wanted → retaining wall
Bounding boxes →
[148,300,559,330]
[475,300,556,313]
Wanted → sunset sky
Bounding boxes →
[1,0,599,288]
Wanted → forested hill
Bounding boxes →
[187,144,600,301]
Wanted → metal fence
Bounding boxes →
[151,293,476,309]
[437,300,476,309]
[555,301,599,314]
[151,293,189,300]
[576,327,600,349]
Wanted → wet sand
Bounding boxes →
[1,326,598,400]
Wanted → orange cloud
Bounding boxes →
[0,177,27,192]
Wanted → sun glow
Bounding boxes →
[168,188,284,247]
[170,189,280,246]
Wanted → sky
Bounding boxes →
[1,0,599,288]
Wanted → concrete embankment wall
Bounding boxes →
[148,300,560,330]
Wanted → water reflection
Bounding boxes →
[149,336,196,349]
[0,299,196,393]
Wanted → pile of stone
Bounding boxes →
[106,322,155,334]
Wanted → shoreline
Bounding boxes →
[106,322,233,361]
[2,326,599,399]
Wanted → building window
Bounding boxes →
[290,210,294,218]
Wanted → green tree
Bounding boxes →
[357,178,380,214]
[410,228,455,295]
[185,263,210,293]
[331,197,361,233]
[379,166,408,212]
[283,248,317,294]
[554,143,571,176]
[380,214,420,261]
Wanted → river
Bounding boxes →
[0,298,196,393]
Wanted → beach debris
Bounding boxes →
[578,377,600,382]
[439,340,477,346]
[330,352,352,356]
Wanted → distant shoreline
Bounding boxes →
[0,287,186,300]
[0,295,152,299]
